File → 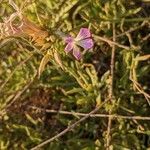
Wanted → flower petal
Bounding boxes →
[77,38,94,50]
[65,43,73,53]
[73,45,81,60]
[75,28,91,41]
[65,36,74,43]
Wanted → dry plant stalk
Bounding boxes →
[106,22,116,150]
[29,106,150,120]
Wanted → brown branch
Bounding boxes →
[93,34,130,50]
[106,23,116,150]
[29,106,150,120]
[30,99,110,150]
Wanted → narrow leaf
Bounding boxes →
[135,54,150,61]
[38,53,51,78]
[54,50,64,69]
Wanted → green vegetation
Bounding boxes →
[0,0,150,149]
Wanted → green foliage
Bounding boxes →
[0,0,150,149]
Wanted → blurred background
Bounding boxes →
[0,0,150,149]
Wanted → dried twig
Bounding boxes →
[106,23,116,150]
[130,56,150,106]
[130,78,150,106]
[141,33,150,42]
[30,99,110,150]
[29,106,150,120]
[93,34,130,50]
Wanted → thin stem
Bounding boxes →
[29,106,150,120]
[93,35,130,50]
[30,99,110,150]
[91,17,150,23]
[106,22,116,150]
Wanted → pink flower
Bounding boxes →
[64,28,94,60]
